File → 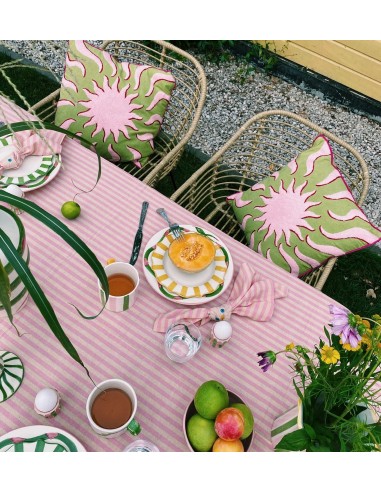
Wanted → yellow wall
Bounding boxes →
[256,40,381,103]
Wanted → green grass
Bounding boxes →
[0,52,59,110]
[1,47,381,319]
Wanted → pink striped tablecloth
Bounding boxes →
[0,98,344,451]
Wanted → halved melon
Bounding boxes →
[168,232,216,272]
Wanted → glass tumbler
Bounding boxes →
[123,439,160,452]
[164,321,202,363]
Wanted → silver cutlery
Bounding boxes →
[156,208,184,240]
[129,201,149,265]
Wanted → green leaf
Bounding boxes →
[274,429,310,451]
[0,229,90,375]
[0,259,12,323]
[324,326,331,344]
[303,423,316,440]
[0,191,109,306]
[293,379,304,400]
[310,445,332,452]
[367,423,381,438]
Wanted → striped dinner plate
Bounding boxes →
[0,425,86,452]
[143,225,234,305]
[0,135,61,191]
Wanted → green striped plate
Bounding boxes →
[0,135,61,191]
[0,425,86,452]
[0,350,24,402]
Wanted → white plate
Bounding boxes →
[143,225,234,305]
[0,135,61,192]
[0,425,86,452]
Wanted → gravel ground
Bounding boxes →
[2,40,381,227]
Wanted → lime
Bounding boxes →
[61,201,81,220]
[231,402,254,439]
[186,413,217,452]
[194,380,229,420]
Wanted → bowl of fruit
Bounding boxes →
[183,380,254,452]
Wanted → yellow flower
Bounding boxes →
[340,338,362,351]
[361,334,372,349]
[285,343,295,351]
[321,345,340,364]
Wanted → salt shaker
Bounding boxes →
[4,184,25,215]
[210,320,233,348]
[34,387,61,418]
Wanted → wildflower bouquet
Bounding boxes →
[258,305,381,452]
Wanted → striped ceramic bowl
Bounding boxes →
[0,205,29,316]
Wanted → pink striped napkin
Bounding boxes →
[153,262,288,332]
[0,129,65,172]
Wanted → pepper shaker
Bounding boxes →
[34,387,61,418]
[210,320,233,348]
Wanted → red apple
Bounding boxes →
[214,407,245,441]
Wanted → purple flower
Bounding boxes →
[329,304,362,348]
[257,351,276,372]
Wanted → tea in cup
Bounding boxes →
[86,379,141,438]
[99,261,139,312]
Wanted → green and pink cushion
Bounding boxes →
[55,40,176,168]
[227,135,381,277]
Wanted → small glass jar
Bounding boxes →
[123,439,160,452]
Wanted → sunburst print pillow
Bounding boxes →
[55,40,176,168]
[227,135,381,277]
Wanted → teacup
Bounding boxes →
[86,379,141,438]
[99,261,139,312]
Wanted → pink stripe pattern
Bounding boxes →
[153,263,288,332]
[0,96,347,452]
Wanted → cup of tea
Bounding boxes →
[99,261,139,312]
[86,379,141,438]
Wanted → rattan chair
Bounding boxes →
[170,109,370,290]
[30,40,207,186]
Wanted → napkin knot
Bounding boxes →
[208,304,232,321]
[153,262,288,333]
[0,129,65,174]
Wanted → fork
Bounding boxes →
[156,208,184,240]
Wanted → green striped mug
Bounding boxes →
[98,260,139,312]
